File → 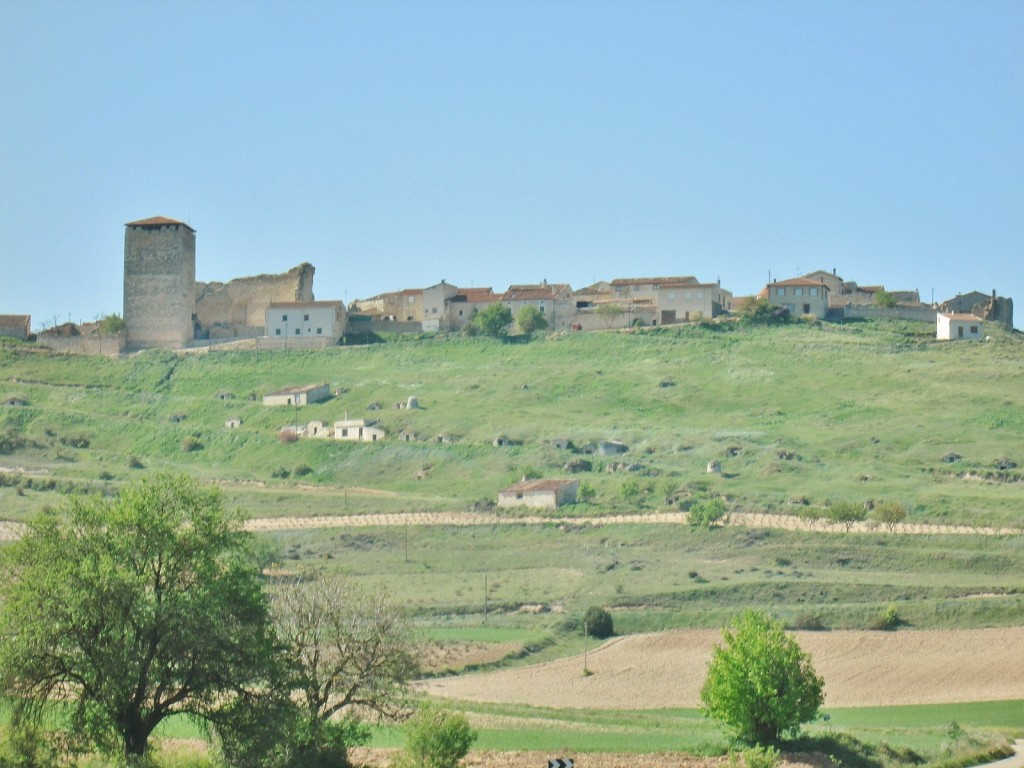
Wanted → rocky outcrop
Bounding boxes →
[194,263,315,338]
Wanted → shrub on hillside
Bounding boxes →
[739,298,790,325]
[181,435,203,453]
[392,703,477,768]
[583,606,614,639]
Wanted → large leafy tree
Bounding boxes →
[0,474,279,760]
[700,610,824,744]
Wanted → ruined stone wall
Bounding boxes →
[840,305,937,324]
[37,333,125,357]
[124,223,195,349]
[194,263,315,338]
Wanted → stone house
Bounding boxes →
[421,281,460,331]
[262,383,331,406]
[764,278,831,319]
[497,478,580,509]
[266,301,347,342]
[446,287,499,330]
[0,315,31,340]
[334,418,386,442]
[936,312,983,341]
[500,283,575,331]
[940,290,1013,330]
[653,281,733,323]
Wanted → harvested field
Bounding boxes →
[420,627,1024,708]
[349,748,834,768]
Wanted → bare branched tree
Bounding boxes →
[271,575,421,728]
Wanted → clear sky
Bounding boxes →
[2,0,1021,330]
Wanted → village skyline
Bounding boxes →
[2,2,1021,329]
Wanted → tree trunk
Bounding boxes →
[122,713,153,760]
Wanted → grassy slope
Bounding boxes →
[2,320,1023,526]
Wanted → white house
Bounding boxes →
[497,478,579,509]
[334,419,386,442]
[937,312,983,341]
[266,301,347,342]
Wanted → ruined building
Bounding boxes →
[122,216,317,349]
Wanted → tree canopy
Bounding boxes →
[516,305,548,335]
[700,610,824,744]
[0,474,279,760]
[468,302,513,338]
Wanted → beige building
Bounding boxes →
[262,383,331,406]
[0,314,31,340]
[765,278,831,319]
[334,418,386,442]
[266,301,347,342]
[421,281,460,331]
[500,283,575,331]
[446,287,499,329]
[936,312,983,341]
[498,478,579,509]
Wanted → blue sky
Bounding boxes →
[2,0,1021,329]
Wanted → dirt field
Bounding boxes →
[419,627,1024,708]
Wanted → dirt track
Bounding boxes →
[420,627,1024,709]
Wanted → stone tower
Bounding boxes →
[123,216,196,349]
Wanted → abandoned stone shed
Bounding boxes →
[498,478,579,509]
[262,383,331,407]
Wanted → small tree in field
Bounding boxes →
[394,703,477,768]
[583,606,614,639]
[516,305,548,335]
[689,497,727,528]
[270,575,420,765]
[871,501,907,532]
[595,302,625,329]
[826,501,867,532]
[700,611,824,745]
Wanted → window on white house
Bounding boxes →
[696,290,704,299]
[316,328,322,335]
[294,328,300,335]
[275,329,281,336]
[776,288,785,297]
[810,287,818,296]
[667,292,675,300]
[795,287,803,296]
[282,314,288,321]
[303,314,309,321]
[971,326,978,333]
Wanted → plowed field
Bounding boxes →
[420,627,1024,708]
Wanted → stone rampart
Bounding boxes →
[194,263,315,338]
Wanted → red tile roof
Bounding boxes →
[768,278,831,289]
[125,216,195,231]
[502,478,577,493]
[611,276,697,287]
[501,284,571,301]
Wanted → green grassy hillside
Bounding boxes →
[2,319,1022,527]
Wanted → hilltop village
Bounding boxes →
[0,215,1014,353]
